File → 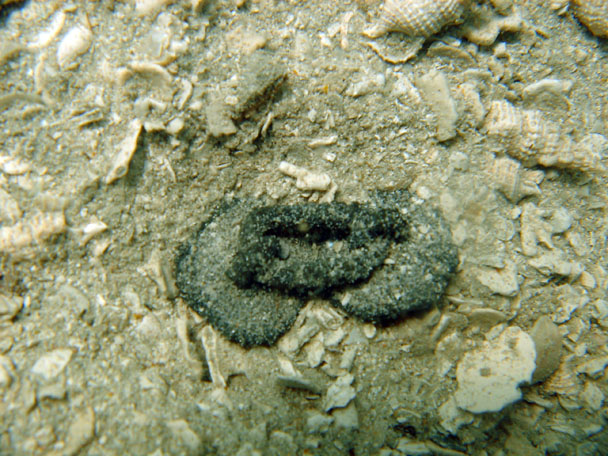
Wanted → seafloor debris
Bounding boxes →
[31,348,74,381]
[460,3,522,46]
[529,316,562,383]
[571,0,608,39]
[175,191,457,347]
[0,211,66,259]
[417,69,458,142]
[454,326,536,414]
[278,161,331,192]
[105,119,143,185]
[205,50,287,141]
[0,293,22,322]
[57,23,92,70]
[486,157,543,203]
[363,0,467,39]
[484,99,606,172]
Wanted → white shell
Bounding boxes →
[57,24,92,70]
[484,100,606,173]
[364,0,466,38]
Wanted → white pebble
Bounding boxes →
[454,326,535,413]
[31,348,74,381]
[57,24,92,70]
[278,161,331,191]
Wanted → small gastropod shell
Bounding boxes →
[484,100,606,173]
[364,0,468,38]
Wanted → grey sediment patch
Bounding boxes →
[174,191,458,347]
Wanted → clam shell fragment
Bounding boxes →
[364,0,467,38]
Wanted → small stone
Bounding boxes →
[62,407,95,456]
[345,72,385,97]
[591,299,608,328]
[232,51,287,120]
[467,308,507,329]
[454,326,536,413]
[324,327,346,347]
[332,401,359,430]
[31,349,74,381]
[306,411,334,434]
[476,260,519,296]
[305,333,325,368]
[528,251,583,278]
[582,423,603,438]
[276,375,322,395]
[37,380,67,400]
[105,119,143,185]
[0,355,15,389]
[268,430,296,455]
[236,443,261,456]
[339,346,357,371]
[166,117,184,135]
[362,323,376,339]
[580,381,604,411]
[530,316,562,383]
[553,284,590,324]
[577,356,608,378]
[205,97,237,137]
[324,373,356,412]
[167,420,202,453]
[0,293,22,321]
[396,438,432,455]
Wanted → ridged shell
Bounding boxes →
[484,100,606,173]
[487,157,543,203]
[364,0,466,38]
[571,0,608,38]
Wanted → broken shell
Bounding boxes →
[484,100,605,172]
[57,24,92,70]
[77,218,108,246]
[0,189,21,224]
[28,11,66,50]
[417,69,458,142]
[571,0,608,38]
[135,0,172,16]
[0,293,22,321]
[105,119,143,185]
[0,156,32,175]
[462,7,522,46]
[128,61,173,87]
[487,157,542,203]
[0,211,66,258]
[278,161,332,192]
[363,0,467,39]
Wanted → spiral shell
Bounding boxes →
[364,0,467,39]
[487,157,543,203]
[571,0,608,38]
[484,100,606,173]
